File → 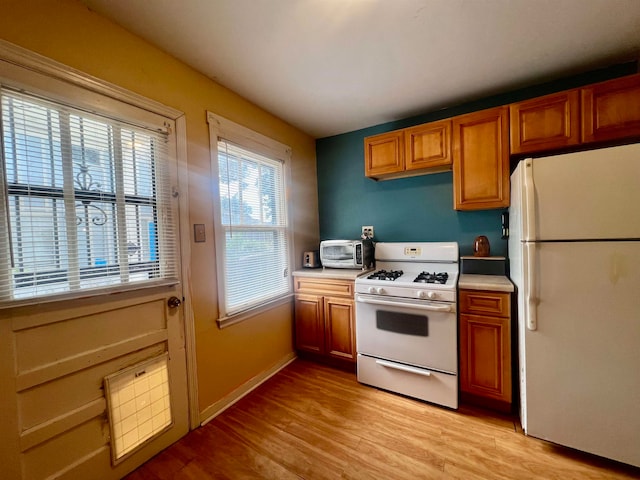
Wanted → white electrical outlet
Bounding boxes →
[361,225,374,239]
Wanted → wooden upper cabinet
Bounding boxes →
[453,106,510,210]
[405,119,452,171]
[581,73,640,143]
[509,90,580,154]
[364,130,404,179]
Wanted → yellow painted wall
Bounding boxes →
[0,0,319,415]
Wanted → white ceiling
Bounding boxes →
[82,0,640,138]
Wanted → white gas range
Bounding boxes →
[355,242,459,409]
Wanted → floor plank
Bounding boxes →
[124,359,640,480]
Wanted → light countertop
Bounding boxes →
[458,274,514,293]
[293,268,373,281]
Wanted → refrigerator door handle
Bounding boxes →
[526,242,537,331]
[523,159,536,240]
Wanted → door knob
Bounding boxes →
[168,296,182,308]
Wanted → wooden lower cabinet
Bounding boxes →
[459,289,512,412]
[294,277,356,365]
[294,293,324,354]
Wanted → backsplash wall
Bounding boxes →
[315,62,637,258]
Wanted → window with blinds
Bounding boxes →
[0,89,178,304]
[216,139,290,317]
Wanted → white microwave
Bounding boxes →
[319,239,374,269]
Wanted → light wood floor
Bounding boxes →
[124,359,639,479]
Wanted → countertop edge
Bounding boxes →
[458,274,514,293]
[293,268,373,281]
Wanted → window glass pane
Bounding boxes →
[0,89,175,303]
[218,150,240,226]
[260,164,277,226]
[9,196,69,298]
[76,201,117,269]
[125,203,156,265]
[216,138,290,316]
[240,159,260,224]
[122,129,155,198]
[224,229,289,310]
[2,95,63,188]
[70,115,115,194]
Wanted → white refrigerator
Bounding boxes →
[509,143,640,468]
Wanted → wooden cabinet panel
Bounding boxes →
[581,73,640,143]
[294,278,353,297]
[324,297,355,361]
[405,120,452,171]
[294,294,324,354]
[453,106,510,210]
[364,130,404,178]
[293,277,356,365]
[459,288,512,410]
[459,290,510,317]
[510,90,580,154]
[460,313,511,403]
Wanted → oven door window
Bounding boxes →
[376,311,428,336]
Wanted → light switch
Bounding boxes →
[194,224,206,243]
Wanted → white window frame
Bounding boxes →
[207,112,294,328]
[0,40,184,308]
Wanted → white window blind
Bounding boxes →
[216,138,290,318]
[0,88,177,304]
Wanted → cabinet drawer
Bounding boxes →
[294,278,354,297]
[459,290,510,317]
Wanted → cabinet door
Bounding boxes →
[581,74,640,143]
[294,294,324,354]
[510,90,580,154]
[364,130,404,179]
[460,313,511,403]
[323,296,356,362]
[453,106,510,210]
[405,120,452,171]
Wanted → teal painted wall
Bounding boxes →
[315,62,637,257]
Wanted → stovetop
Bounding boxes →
[365,269,450,285]
[355,242,459,302]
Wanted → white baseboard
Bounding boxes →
[199,352,297,426]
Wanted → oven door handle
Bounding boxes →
[356,295,453,312]
[375,359,432,377]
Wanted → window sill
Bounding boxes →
[0,278,179,311]
[217,294,294,329]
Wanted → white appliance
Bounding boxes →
[509,143,640,468]
[355,242,459,409]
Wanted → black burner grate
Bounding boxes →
[413,272,449,284]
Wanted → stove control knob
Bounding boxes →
[376,287,385,295]
[368,287,377,294]
[427,291,436,299]
[417,291,427,299]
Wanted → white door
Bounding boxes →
[523,240,640,468]
[0,55,191,478]
[521,143,640,241]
